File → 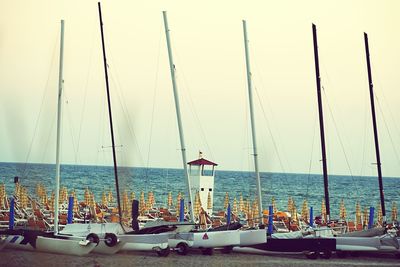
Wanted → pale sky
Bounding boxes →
[0,0,399,177]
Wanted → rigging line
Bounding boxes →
[40,113,57,164]
[375,96,400,166]
[145,23,163,184]
[63,87,79,164]
[250,44,292,173]
[95,88,107,166]
[306,108,318,199]
[321,86,363,196]
[173,48,215,161]
[372,61,400,140]
[105,52,145,167]
[74,19,97,164]
[253,86,287,177]
[22,35,58,178]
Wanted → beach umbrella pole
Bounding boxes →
[9,197,14,230]
[267,205,273,235]
[368,207,375,229]
[179,199,185,222]
[310,206,314,227]
[67,196,74,224]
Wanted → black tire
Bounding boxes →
[104,233,118,247]
[157,248,170,257]
[395,253,400,259]
[202,248,214,256]
[176,242,189,255]
[86,233,100,246]
[221,246,233,254]
[320,250,332,259]
[305,251,318,260]
[336,251,347,258]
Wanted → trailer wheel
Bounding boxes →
[320,250,332,259]
[349,252,359,257]
[176,242,189,255]
[202,248,214,256]
[221,246,233,254]
[305,251,318,259]
[104,233,118,247]
[86,233,100,246]
[157,247,170,257]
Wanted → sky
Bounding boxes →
[0,0,399,177]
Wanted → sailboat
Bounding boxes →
[161,11,243,256]
[2,20,97,256]
[236,22,336,259]
[328,32,400,256]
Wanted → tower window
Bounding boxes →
[209,188,212,192]
[201,188,204,191]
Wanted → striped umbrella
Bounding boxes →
[71,189,79,213]
[377,204,383,226]
[339,199,347,221]
[193,191,200,217]
[108,189,114,203]
[139,191,146,214]
[167,192,173,207]
[355,201,362,225]
[223,192,229,210]
[84,187,90,206]
[239,194,244,212]
[207,191,212,210]
[392,202,397,222]
[271,196,277,214]
[321,199,327,223]
[102,191,108,207]
[122,190,129,213]
[301,199,309,222]
[232,197,238,214]
[363,207,369,227]
[253,199,259,223]
[292,205,298,222]
[287,196,293,213]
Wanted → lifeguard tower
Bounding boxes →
[187,152,218,215]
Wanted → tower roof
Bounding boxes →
[187,158,218,166]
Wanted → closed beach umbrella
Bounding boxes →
[122,190,129,213]
[392,202,397,222]
[233,197,238,214]
[321,199,327,223]
[224,192,229,210]
[139,191,146,214]
[84,187,90,206]
[355,201,362,225]
[108,189,114,203]
[253,199,259,223]
[292,205,298,222]
[207,191,212,210]
[339,199,347,221]
[377,205,382,225]
[301,199,309,222]
[167,192,173,207]
[102,191,108,207]
[130,191,135,202]
[271,196,277,214]
[287,196,293,213]
[363,207,369,227]
[239,194,244,212]
[194,191,200,217]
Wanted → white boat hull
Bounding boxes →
[119,233,169,251]
[239,229,267,246]
[169,230,241,249]
[335,235,400,252]
[35,236,96,256]
[4,235,34,251]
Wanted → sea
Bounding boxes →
[0,162,398,220]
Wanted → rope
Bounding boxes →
[21,35,58,178]
[306,110,318,199]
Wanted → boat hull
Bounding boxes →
[35,236,96,256]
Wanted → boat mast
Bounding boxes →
[98,2,123,227]
[364,33,386,224]
[162,11,194,222]
[242,20,263,220]
[312,24,330,222]
[54,19,65,235]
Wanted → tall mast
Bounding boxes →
[364,33,386,223]
[54,19,65,235]
[162,11,194,222]
[242,20,263,220]
[98,2,123,227]
[312,24,330,222]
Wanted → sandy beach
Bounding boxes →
[1,248,400,267]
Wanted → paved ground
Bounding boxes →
[1,248,400,267]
